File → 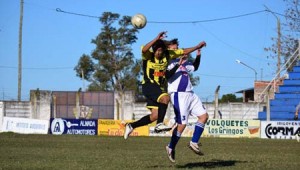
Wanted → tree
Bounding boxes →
[74,54,94,80]
[219,94,243,103]
[265,0,300,72]
[282,0,300,71]
[74,12,141,120]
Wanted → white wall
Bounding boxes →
[0,91,265,124]
[30,90,51,120]
[0,102,3,132]
[124,101,265,121]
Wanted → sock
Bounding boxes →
[157,103,168,124]
[191,122,205,143]
[168,127,181,150]
[130,115,152,129]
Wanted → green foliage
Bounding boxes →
[74,54,95,80]
[0,133,299,169]
[219,94,243,103]
[189,74,200,86]
[75,12,141,92]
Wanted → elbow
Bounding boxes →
[183,50,189,56]
[142,49,147,53]
[142,46,150,53]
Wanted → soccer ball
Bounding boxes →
[131,14,147,29]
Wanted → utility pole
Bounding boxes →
[18,0,24,101]
[81,69,85,91]
[214,85,220,119]
[264,5,281,80]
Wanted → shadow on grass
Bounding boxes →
[177,159,248,169]
[147,159,249,169]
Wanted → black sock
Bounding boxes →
[131,115,152,129]
[157,103,168,124]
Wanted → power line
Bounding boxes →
[25,2,297,23]
[149,10,267,23]
[17,4,292,79]
[198,23,273,62]
[54,7,298,23]
[265,9,300,22]
[56,8,100,19]
[0,64,264,79]
[196,73,254,79]
[55,8,268,23]
[25,4,289,63]
[24,1,298,24]
[0,65,73,70]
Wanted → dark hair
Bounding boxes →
[163,38,179,46]
[152,39,167,52]
[169,38,179,45]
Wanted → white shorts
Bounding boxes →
[170,92,207,125]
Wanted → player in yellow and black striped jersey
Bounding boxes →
[124,32,207,139]
[141,41,184,86]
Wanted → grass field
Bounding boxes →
[0,133,299,170]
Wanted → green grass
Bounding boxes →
[0,133,299,170]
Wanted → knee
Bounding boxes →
[199,113,209,123]
[204,113,209,122]
[151,114,158,120]
[205,113,209,120]
[150,110,158,121]
[160,95,170,105]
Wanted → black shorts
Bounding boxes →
[142,82,168,109]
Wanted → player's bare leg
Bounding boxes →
[124,109,158,139]
[155,95,172,133]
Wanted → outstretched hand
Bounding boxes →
[156,31,167,40]
[197,41,206,49]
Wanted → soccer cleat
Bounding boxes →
[154,123,172,133]
[165,146,175,163]
[188,141,204,156]
[124,123,133,140]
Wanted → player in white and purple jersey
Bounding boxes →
[165,48,209,163]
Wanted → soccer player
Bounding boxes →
[165,49,209,163]
[124,32,206,139]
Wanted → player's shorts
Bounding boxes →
[142,82,168,109]
[170,91,207,124]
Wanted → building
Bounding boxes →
[236,78,284,103]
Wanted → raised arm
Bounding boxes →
[193,49,201,71]
[142,31,167,53]
[183,41,206,55]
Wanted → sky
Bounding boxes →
[0,0,288,101]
